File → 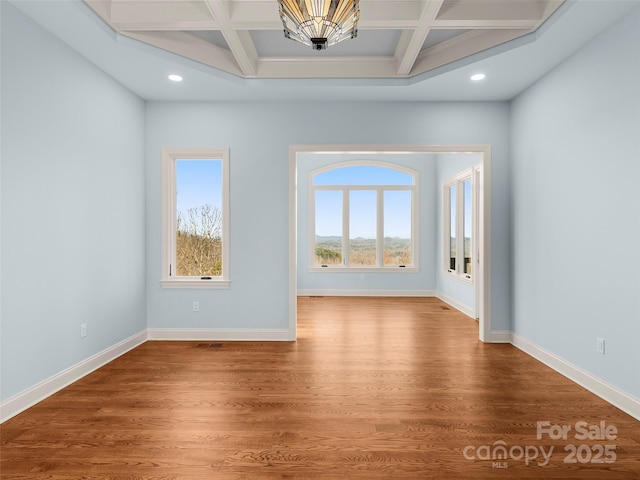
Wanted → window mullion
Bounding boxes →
[443,185,450,272]
[169,157,178,278]
[377,188,384,267]
[342,188,349,266]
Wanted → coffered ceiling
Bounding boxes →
[11,0,638,101]
[84,0,565,79]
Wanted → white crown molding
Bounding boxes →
[122,30,243,77]
[412,28,529,76]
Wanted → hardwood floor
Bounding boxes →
[1,297,639,479]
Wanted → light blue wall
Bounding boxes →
[145,102,511,332]
[510,6,640,398]
[435,154,481,313]
[297,153,437,293]
[0,3,147,402]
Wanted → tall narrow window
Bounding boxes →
[310,162,418,271]
[315,190,343,265]
[384,190,412,266]
[162,148,230,288]
[444,169,473,282]
[349,190,377,266]
[463,178,472,276]
[449,185,457,271]
[175,160,222,276]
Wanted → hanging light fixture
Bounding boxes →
[278,0,360,51]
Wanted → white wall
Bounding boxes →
[297,152,437,295]
[145,101,512,334]
[0,3,147,402]
[435,154,482,315]
[510,6,640,399]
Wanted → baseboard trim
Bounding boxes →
[0,330,147,423]
[435,292,475,318]
[487,330,512,343]
[6,327,637,424]
[147,328,293,341]
[511,333,640,421]
[297,289,435,297]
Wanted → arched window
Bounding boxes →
[310,162,418,270]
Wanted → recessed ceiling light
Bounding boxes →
[168,74,183,82]
[470,73,486,81]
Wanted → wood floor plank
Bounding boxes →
[1,297,639,479]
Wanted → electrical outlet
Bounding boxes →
[80,323,87,338]
[193,301,200,312]
[596,338,605,354]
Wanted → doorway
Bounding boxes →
[288,145,492,342]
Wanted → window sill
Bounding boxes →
[309,266,418,273]
[444,270,473,285]
[161,279,230,289]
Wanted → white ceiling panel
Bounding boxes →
[252,29,404,57]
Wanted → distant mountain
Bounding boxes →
[316,235,410,241]
[315,235,342,243]
[316,236,410,248]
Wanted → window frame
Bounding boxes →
[161,147,230,289]
[443,168,474,284]
[309,161,418,273]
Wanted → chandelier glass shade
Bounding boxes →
[278,0,360,50]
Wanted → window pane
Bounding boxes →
[463,179,472,276]
[349,190,377,266]
[175,159,223,276]
[384,190,411,266]
[315,190,343,265]
[449,185,456,271]
[314,166,414,186]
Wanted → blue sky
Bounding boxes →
[314,165,414,186]
[176,159,222,214]
[315,166,413,239]
[315,190,412,239]
[176,162,467,240]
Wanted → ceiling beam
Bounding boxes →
[411,29,531,77]
[214,0,426,30]
[83,0,567,81]
[203,0,258,76]
[109,0,215,28]
[122,30,243,77]
[430,19,541,29]
[395,0,445,76]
